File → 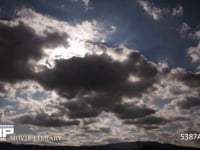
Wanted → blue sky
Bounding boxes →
[0,0,200,147]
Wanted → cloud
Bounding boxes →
[188,42,200,63]
[180,72,200,88]
[14,109,80,127]
[178,22,190,38]
[35,47,159,120]
[175,96,200,110]
[37,49,158,97]
[0,21,68,83]
[179,22,200,73]
[124,115,188,130]
[186,29,200,64]
[82,0,90,7]
[12,8,116,68]
[125,115,168,125]
[0,7,198,146]
[112,103,155,119]
[170,68,200,88]
[0,9,161,138]
[172,4,183,16]
[137,0,170,21]
[71,0,90,10]
[176,21,200,72]
[64,100,101,119]
[138,0,183,21]
[15,8,107,42]
[82,126,111,134]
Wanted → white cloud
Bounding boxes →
[86,44,134,62]
[72,0,91,10]
[110,25,117,32]
[172,4,183,16]
[137,0,170,21]
[178,22,190,38]
[2,8,117,71]
[186,28,200,64]
[82,0,90,7]
[177,22,200,68]
[14,8,102,41]
[13,8,116,46]
[138,1,183,21]
[188,42,200,63]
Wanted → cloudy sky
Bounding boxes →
[0,0,200,147]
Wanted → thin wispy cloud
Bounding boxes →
[138,0,183,21]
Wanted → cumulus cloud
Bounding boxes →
[0,9,161,133]
[37,51,158,96]
[35,48,158,120]
[149,67,200,108]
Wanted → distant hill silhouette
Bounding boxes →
[0,141,199,150]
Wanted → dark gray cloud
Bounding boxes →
[83,127,111,134]
[61,96,156,120]
[112,103,156,119]
[0,82,5,92]
[176,96,200,109]
[14,109,79,127]
[180,73,200,88]
[37,54,128,98]
[82,118,100,126]
[0,19,160,127]
[124,115,168,125]
[2,15,192,134]
[64,100,101,119]
[124,115,188,130]
[0,22,68,83]
[37,52,158,99]
[172,69,200,88]
[36,50,158,119]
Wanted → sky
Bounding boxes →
[0,0,200,147]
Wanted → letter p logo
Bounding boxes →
[0,125,14,141]
[2,128,14,138]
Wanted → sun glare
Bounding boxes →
[46,38,89,60]
[37,38,90,70]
